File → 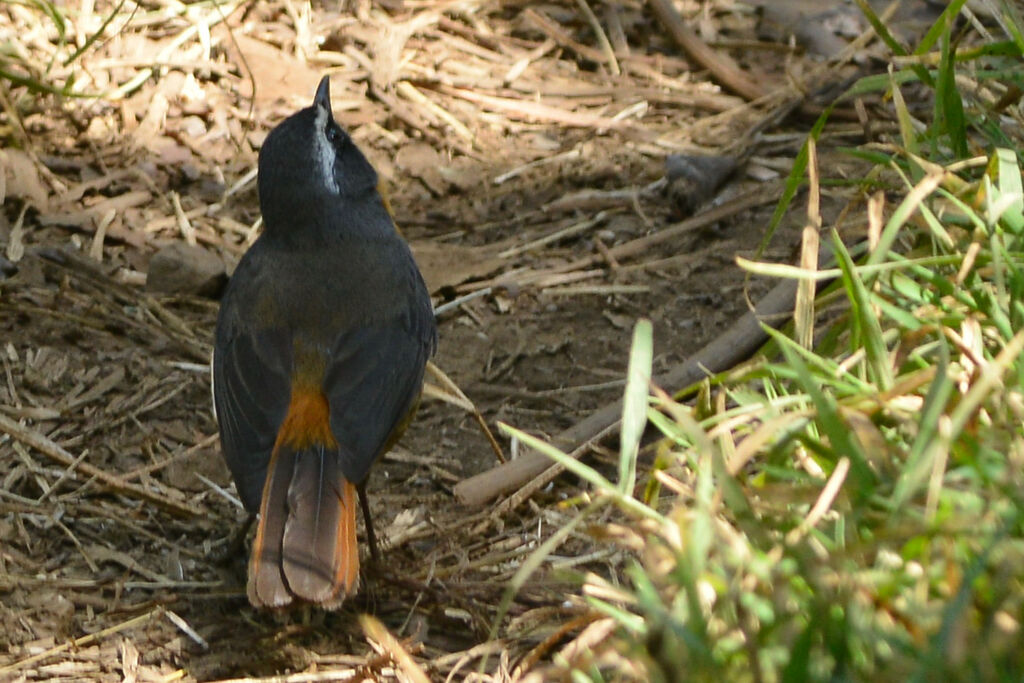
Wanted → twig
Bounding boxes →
[541,179,663,213]
[438,85,630,129]
[453,273,805,506]
[0,609,161,675]
[456,183,780,295]
[213,671,359,682]
[196,472,244,511]
[425,361,506,464]
[481,421,622,516]
[360,615,431,683]
[498,212,607,258]
[560,182,781,270]
[573,0,620,75]
[121,432,219,482]
[648,0,766,101]
[170,191,197,246]
[523,8,607,64]
[396,80,476,145]
[0,412,202,518]
[165,610,209,650]
[433,287,492,317]
[492,147,582,185]
[540,284,649,296]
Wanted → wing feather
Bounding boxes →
[213,324,292,513]
[325,302,434,484]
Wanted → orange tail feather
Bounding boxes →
[247,387,360,609]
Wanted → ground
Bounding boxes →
[0,0,937,679]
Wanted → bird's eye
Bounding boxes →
[326,126,340,145]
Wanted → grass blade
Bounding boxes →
[831,231,894,391]
[619,320,653,495]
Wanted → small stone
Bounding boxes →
[664,153,737,216]
[146,242,226,297]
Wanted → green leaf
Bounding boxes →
[867,172,945,268]
[620,319,653,495]
[489,498,608,643]
[1003,0,1024,54]
[767,326,877,497]
[760,105,834,255]
[498,423,666,524]
[935,18,969,157]
[853,0,910,57]
[63,0,132,67]
[915,0,970,55]
[891,337,954,509]
[832,232,894,391]
[989,148,1024,234]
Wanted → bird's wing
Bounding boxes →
[325,312,434,484]
[213,324,292,513]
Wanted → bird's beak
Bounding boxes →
[314,76,332,114]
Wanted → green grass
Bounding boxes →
[1,0,93,94]
[505,4,1024,680]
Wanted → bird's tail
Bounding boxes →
[247,388,359,609]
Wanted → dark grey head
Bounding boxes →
[257,76,379,235]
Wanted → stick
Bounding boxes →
[0,609,160,675]
[453,275,802,506]
[0,412,202,518]
[648,0,766,101]
[360,615,431,683]
[455,182,781,295]
[425,361,507,464]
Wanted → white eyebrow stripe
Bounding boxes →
[313,104,340,194]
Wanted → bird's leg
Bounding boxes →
[356,482,381,567]
[212,513,256,566]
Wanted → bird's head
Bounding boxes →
[257,76,380,236]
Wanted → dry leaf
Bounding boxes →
[0,148,49,210]
[410,240,506,293]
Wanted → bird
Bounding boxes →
[212,75,437,609]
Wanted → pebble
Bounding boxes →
[146,242,226,297]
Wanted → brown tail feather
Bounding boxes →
[247,387,360,609]
[248,445,294,608]
[282,458,359,603]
